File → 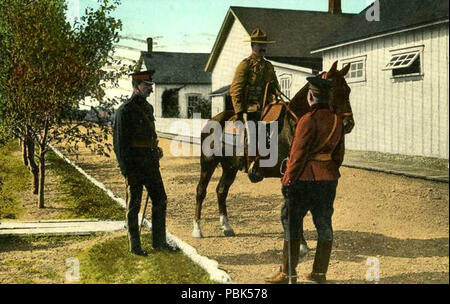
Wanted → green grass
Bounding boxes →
[0,141,30,219]
[47,151,124,220]
[78,233,216,284]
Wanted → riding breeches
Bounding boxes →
[281,180,338,242]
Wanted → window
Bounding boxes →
[384,46,423,78]
[342,55,366,83]
[187,94,200,118]
[280,76,292,98]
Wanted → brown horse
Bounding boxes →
[193,61,353,239]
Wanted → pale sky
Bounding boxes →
[69,0,373,52]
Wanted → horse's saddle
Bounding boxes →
[223,102,285,147]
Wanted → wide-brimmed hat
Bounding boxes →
[244,28,276,44]
[130,70,154,85]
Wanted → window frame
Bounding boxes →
[341,55,367,83]
[384,45,424,78]
[186,93,201,119]
[279,74,292,99]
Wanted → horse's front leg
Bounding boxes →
[193,159,217,238]
[217,166,238,237]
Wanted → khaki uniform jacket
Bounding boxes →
[229,54,280,114]
[281,103,345,186]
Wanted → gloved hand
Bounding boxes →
[281,184,292,198]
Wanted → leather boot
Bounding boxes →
[128,233,147,256]
[265,240,301,284]
[304,240,333,284]
[152,201,179,252]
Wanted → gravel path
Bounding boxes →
[56,138,449,284]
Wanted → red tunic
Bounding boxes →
[281,104,345,186]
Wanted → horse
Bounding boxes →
[192,61,353,239]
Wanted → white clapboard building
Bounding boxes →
[205,3,355,116]
[311,0,449,159]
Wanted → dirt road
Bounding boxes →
[58,138,449,284]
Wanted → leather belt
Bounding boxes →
[310,153,332,161]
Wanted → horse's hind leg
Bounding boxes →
[216,165,238,237]
[193,158,217,238]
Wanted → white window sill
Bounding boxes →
[391,73,424,82]
[346,78,367,84]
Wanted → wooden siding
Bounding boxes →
[323,23,449,159]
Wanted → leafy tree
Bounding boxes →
[0,0,132,208]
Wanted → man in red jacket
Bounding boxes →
[266,75,345,284]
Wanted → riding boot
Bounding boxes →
[265,240,301,284]
[127,202,145,255]
[304,240,333,284]
[128,226,146,256]
[152,201,179,252]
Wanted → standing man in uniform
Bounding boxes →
[229,28,281,171]
[113,70,178,256]
[266,75,345,284]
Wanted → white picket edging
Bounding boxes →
[49,144,233,284]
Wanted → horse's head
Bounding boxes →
[321,61,355,133]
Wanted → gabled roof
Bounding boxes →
[312,0,450,52]
[210,85,230,96]
[142,52,211,85]
[206,6,355,72]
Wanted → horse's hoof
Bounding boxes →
[192,220,203,238]
[248,161,264,183]
[223,229,235,237]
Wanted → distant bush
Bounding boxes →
[188,97,211,119]
[162,89,180,118]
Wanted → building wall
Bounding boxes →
[212,19,250,92]
[149,84,211,119]
[272,64,313,99]
[211,95,226,117]
[155,117,209,142]
[322,23,449,159]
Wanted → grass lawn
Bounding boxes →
[47,151,124,220]
[1,141,216,284]
[78,232,216,284]
[0,141,30,219]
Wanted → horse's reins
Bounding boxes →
[260,83,299,123]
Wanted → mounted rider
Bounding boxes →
[229,28,281,171]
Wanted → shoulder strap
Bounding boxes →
[311,114,338,155]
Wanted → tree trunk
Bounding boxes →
[21,138,29,166]
[25,127,39,194]
[37,120,49,208]
[37,148,46,208]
